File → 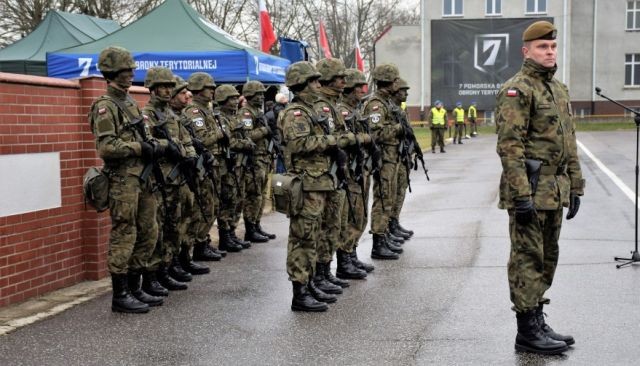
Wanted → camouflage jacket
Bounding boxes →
[314,87,356,149]
[338,95,373,193]
[362,89,403,163]
[281,92,337,191]
[183,98,225,156]
[496,58,585,210]
[238,104,270,157]
[224,107,257,169]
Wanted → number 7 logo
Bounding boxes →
[474,34,509,74]
[78,57,93,77]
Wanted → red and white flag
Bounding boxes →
[259,0,276,53]
[354,34,365,72]
[318,19,332,59]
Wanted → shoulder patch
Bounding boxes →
[370,113,381,124]
[341,111,349,116]
[372,105,380,111]
[293,110,302,117]
[98,107,107,115]
[243,118,253,127]
[322,106,330,113]
[193,117,205,127]
[506,89,518,97]
[143,115,149,121]
[243,112,251,117]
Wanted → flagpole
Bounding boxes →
[258,0,262,51]
[420,0,426,120]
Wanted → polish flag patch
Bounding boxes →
[244,112,251,116]
[322,106,330,113]
[98,107,106,115]
[293,110,302,117]
[372,105,379,111]
[341,111,349,116]
[506,89,518,97]
[192,109,199,114]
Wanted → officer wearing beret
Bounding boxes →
[496,20,584,355]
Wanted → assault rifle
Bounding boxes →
[181,116,219,200]
[344,112,368,217]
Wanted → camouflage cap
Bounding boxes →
[395,78,410,90]
[187,72,216,91]
[372,63,399,82]
[523,21,557,42]
[144,67,175,89]
[242,80,266,97]
[214,84,240,103]
[285,61,321,88]
[98,46,136,73]
[316,58,347,82]
[344,68,367,89]
[171,75,188,98]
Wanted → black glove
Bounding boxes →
[334,148,348,168]
[514,198,536,225]
[371,145,382,167]
[182,156,197,171]
[165,143,182,163]
[192,138,206,154]
[245,140,257,152]
[140,141,154,163]
[566,193,581,220]
[263,124,273,138]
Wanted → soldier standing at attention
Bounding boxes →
[453,101,465,144]
[496,20,584,355]
[468,101,478,137]
[238,80,275,243]
[90,46,164,313]
[429,100,447,153]
[363,64,405,260]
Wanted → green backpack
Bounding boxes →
[83,167,110,212]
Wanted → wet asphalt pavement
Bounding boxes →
[1,131,640,366]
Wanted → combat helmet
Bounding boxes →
[372,63,399,82]
[316,58,347,82]
[214,84,240,103]
[172,75,188,98]
[285,61,321,88]
[187,72,216,91]
[395,78,410,91]
[344,69,367,89]
[242,80,266,97]
[144,67,175,89]
[98,46,136,73]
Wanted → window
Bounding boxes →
[627,1,640,30]
[444,0,463,16]
[525,0,546,14]
[486,0,502,15]
[625,54,640,86]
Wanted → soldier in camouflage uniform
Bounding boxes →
[363,64,406,260]
[215,84,256,251]
[183,73,244,255]
[496,21,584,355]
[238,80,274,243]
[282,61,340,311]
[90,46,164,313]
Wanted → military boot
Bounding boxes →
[244,221,269,243]
[257,221,276,240]
[218,228,243,253]
[111,273,149,313]
[395,220,414,237]
[350,250,374,272]
[178,247,210,275]
[230,227,251,248]
[387,231,405,244]
[336,250,367,279]
[307,279,337,304]
[432,147,436,153]
[127,271,163,307]
[169,256,192,282]
[157,264,188,291]
[312,262,343,294]
[323,261,350,288]
[385,234,404,254]
[389,218,411,240]
[371,234,399,260]
[193,239,222,261]
[142,270,169,297]
[515,310,568,355]
[536,304,575,346]
[291,282,327,312]
[440,147,446,153]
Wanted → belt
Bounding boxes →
[540,165,566,175]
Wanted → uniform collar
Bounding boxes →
[318,86,341,102]
[150,95,167,109]
[375,88,393,100]
[522,58,557,81]
[106,85,128,101]
[342,94,359,109]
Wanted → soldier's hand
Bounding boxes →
[395,123,405,137]
[140,141,154,163]
[262,124,273,138]
[514,197,536,225]
[566,193,580,220]
[165,143,182,162]
[245,140,257,152]
[334,148,348,168]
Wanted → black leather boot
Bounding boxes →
[111,273,149,313]
[205,235,227,257]
[387,231,405,244]
[244,221,269,243]
[385,234,404,254]
[536,304,575,346]
[389,218,411,240]
[127,271,163,307]
[169,256,192,282]
[395,220,414,237]
[312,262,343,294]
[440,147,446,153]
[371,234,399,260]
[515,310,568,355]
[307,279,337,304]
[193,240,222,261]
[291,282,327,312]
[230,227,251,248]
[179,247,210,275]
[323,261,350,288]
[336,250,367,279]
[157,264,188,291]
[218,228,243,253]
[142,270,169,297]
[350,250,374,272]
[257,221,276,240]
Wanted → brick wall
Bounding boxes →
[0,73,148,307]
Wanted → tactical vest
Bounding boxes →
[285,102,331,174]
[238,106,269,155]
[454,107,465,123]
[468,106,477,118]
[431,107,446,126]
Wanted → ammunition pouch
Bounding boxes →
[525,159,542,195]
[271,173,303,217]
[83,167,110,212]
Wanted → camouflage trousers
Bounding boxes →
[287,191,326,284]
[392,162,409,220]
[187,177,217,246]
[243,156,271,224]
[219,166,241,231]
[454,123,465,142]
[339,174,370,253]
[149,183,193,270]
[317,189,345,263]
[431,127,445,149]
[371,160,399,234]
[107,174,158,274]
[507,208,562,312]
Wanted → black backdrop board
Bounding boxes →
[431,17,553,110]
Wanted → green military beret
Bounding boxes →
[522,21,557,42]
